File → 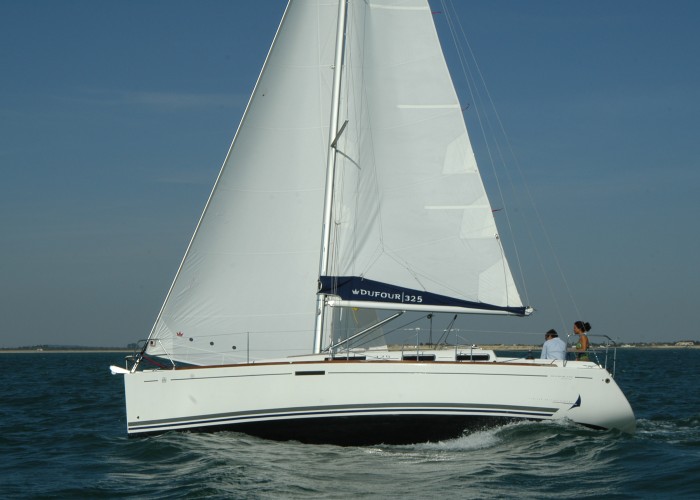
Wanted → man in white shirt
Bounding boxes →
[540,329,567,360]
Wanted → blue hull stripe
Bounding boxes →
[129,403,557,432]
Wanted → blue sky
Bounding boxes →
[1,0,698,347]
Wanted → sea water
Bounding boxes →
[1,349,698,499]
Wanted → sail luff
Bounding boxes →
[314,0,349,353]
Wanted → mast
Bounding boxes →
[314,0,348,353]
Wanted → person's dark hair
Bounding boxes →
[546,329,558,337]
[574,321,591,332]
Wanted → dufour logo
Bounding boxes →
[351,287,423,303]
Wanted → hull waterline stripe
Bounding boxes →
[128,403,557,431]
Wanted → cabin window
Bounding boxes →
[457,354,490,361]
[402,355,436,361]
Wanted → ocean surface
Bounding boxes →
[1,349,698,499]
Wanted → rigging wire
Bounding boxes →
[439,0,584,330]
[439,0,525,308]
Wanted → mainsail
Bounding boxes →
[320,1,526,316]
[145,0,527,367]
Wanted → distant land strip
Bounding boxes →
[0,347,132,353]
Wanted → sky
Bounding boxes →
[1,0,699,348]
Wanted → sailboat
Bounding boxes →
[111,0,635,445]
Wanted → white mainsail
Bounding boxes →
[320,1,525,315]
[146,0,526,367]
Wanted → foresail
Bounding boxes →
[324,0,526,316]
[146,1,338,365]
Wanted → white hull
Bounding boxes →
[115,1,636,446]
[117,352,635,444]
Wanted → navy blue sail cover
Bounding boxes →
[319,276,528,316]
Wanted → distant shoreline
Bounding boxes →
[0,350,132,354]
